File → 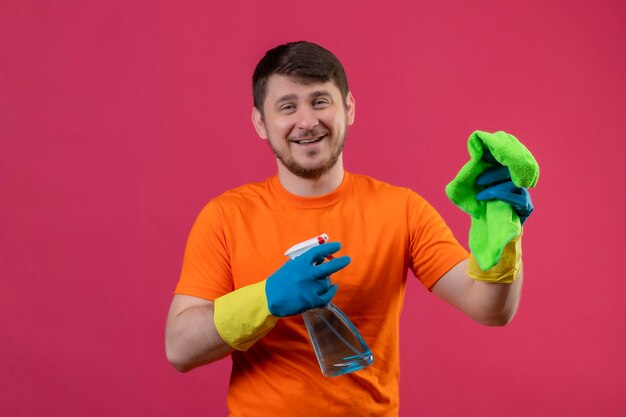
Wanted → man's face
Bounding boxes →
[252,75,355,179]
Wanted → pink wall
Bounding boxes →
[1,1,624,416]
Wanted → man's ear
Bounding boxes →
[251,107,268,139]
[345,92,356,126]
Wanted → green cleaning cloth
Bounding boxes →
[445,130,539,270]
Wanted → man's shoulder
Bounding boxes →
[349,172,417,196]
[348,172,433,210]
[210,177,274,206]
[189,178,275,221]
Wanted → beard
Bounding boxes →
[267,126,347,180]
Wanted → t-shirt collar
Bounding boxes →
[270,171,352,209]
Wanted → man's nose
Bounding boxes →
[296,107,319,131]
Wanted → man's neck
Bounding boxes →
[276,159,345,197]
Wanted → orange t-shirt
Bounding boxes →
[175,172,468,417]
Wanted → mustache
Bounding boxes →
[288,126,330,141]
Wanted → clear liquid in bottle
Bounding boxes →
[302,302,374,377]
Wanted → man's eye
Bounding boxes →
[313,99,329,106]
[280,104,295,111]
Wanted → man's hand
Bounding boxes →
[476,151,534,225]
[210,242,350,352]
[266,242,351,317]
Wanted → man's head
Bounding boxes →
[252,41,349,117]
[251,42,355,181]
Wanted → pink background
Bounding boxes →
[1,1,625,416]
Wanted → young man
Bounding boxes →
[165,41,532,417]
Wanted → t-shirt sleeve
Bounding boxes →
[174,200,234,301]
[406,191,469,289]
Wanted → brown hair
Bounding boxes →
[252,41,349,114]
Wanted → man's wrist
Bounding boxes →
[467,233,522,284]
[214,280,278,351]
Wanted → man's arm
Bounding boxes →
[165,295,233,372]
[165,242,351,372]
[433,139,535,326]
[431,259,523,326]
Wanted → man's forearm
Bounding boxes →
[432,259,523,326]
[465,271,523,325]
[165,300,233,372]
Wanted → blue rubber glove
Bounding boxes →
[265,242,351,317]
[476,152,534,225]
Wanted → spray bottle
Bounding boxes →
[285,234,374,377]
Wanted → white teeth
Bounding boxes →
[296,136,324,144]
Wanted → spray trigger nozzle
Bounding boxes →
[284,234,330,260]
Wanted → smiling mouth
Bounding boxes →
[291,135,327,145]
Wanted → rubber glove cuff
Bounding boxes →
[467,233,522,284]
[214,280,278,351]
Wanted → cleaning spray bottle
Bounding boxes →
[285,234,374,377]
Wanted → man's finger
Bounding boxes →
[317,284,338,306]
[302,242,342,263]
[476,166,511,186]
[476,180,516,200]
[312,256,351,278]
[477,182,531,210]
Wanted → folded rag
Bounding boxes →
[445,130,539,270]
